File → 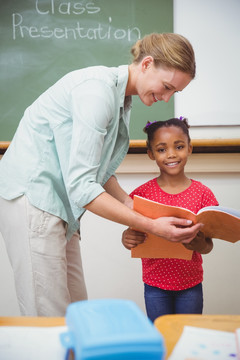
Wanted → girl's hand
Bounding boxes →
[122,228,146,250]
[183,231,214,254]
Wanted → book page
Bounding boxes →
[196,210,240,242]
[235,328,240,358]
[169,326,237,360]
[198,206,240,218]
[0,326,67,360]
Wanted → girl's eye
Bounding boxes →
[158,148,165,153]
[176,145,184,150]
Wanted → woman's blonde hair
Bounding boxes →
[131,33,196,79]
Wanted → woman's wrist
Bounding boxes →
[123,196,133,209]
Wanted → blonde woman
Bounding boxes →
[0,33,202,316]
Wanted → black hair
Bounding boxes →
[143,117,191,150]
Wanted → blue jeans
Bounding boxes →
[144,282,203,322]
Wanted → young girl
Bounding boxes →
[122,118,218,322]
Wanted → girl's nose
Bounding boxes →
[167,150,176,158]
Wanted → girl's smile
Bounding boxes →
[165,161,180,167]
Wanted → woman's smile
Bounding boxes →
[153,93,161,102]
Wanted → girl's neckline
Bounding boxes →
[154,177,194,196]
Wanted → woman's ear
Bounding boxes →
[141,56,154,71]
[147,149,155,160]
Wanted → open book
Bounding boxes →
[131,195,240,260]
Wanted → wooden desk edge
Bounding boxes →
[0,316,65,327]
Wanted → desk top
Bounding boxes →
[154,314,240,358]
[1,314,240,359]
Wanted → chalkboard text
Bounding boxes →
[12,1,141,42]
[35,0,101,15]
[12,13,140,41]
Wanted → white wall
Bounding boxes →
[174,0,240,130]
[0,0,240,316]
[83,154,240,315]
[1,154,240,316]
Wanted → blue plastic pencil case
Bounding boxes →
[60,298,165,360]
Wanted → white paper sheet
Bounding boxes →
[168,326,237,360]
[0,326,67,360]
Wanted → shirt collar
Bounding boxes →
[117,65,132,109]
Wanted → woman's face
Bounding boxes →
[135,56,192,106]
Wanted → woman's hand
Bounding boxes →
[85,192,203,244]
[182,231,214,254]
[122,228,146,250]
[122,218,203,251]
[151,216,203,243]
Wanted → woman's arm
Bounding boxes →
[85,191,203,244]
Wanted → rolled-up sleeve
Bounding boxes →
[66,79,116,208]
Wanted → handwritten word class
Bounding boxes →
[35,0,101,15]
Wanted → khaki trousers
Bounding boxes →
[0,195,87,316]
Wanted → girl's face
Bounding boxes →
[135,57,192,106]
[147,126,192,176]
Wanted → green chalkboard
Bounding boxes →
[0,0,173,141]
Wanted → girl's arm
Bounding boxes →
[183,231,213,254]
[103,175,133,209]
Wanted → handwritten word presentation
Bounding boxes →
[11,1,141,41]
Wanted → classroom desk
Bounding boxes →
[154,314,240,359]
[0,314,240,359]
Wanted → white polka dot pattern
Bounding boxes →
[130,178,219,290]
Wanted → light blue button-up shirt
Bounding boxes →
[0,65,132,238]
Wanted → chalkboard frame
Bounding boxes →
[1,140,240,155]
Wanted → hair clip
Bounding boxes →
[179,116,185,121]
[145,121,156,129]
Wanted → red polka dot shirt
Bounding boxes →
[130,178,219,290]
